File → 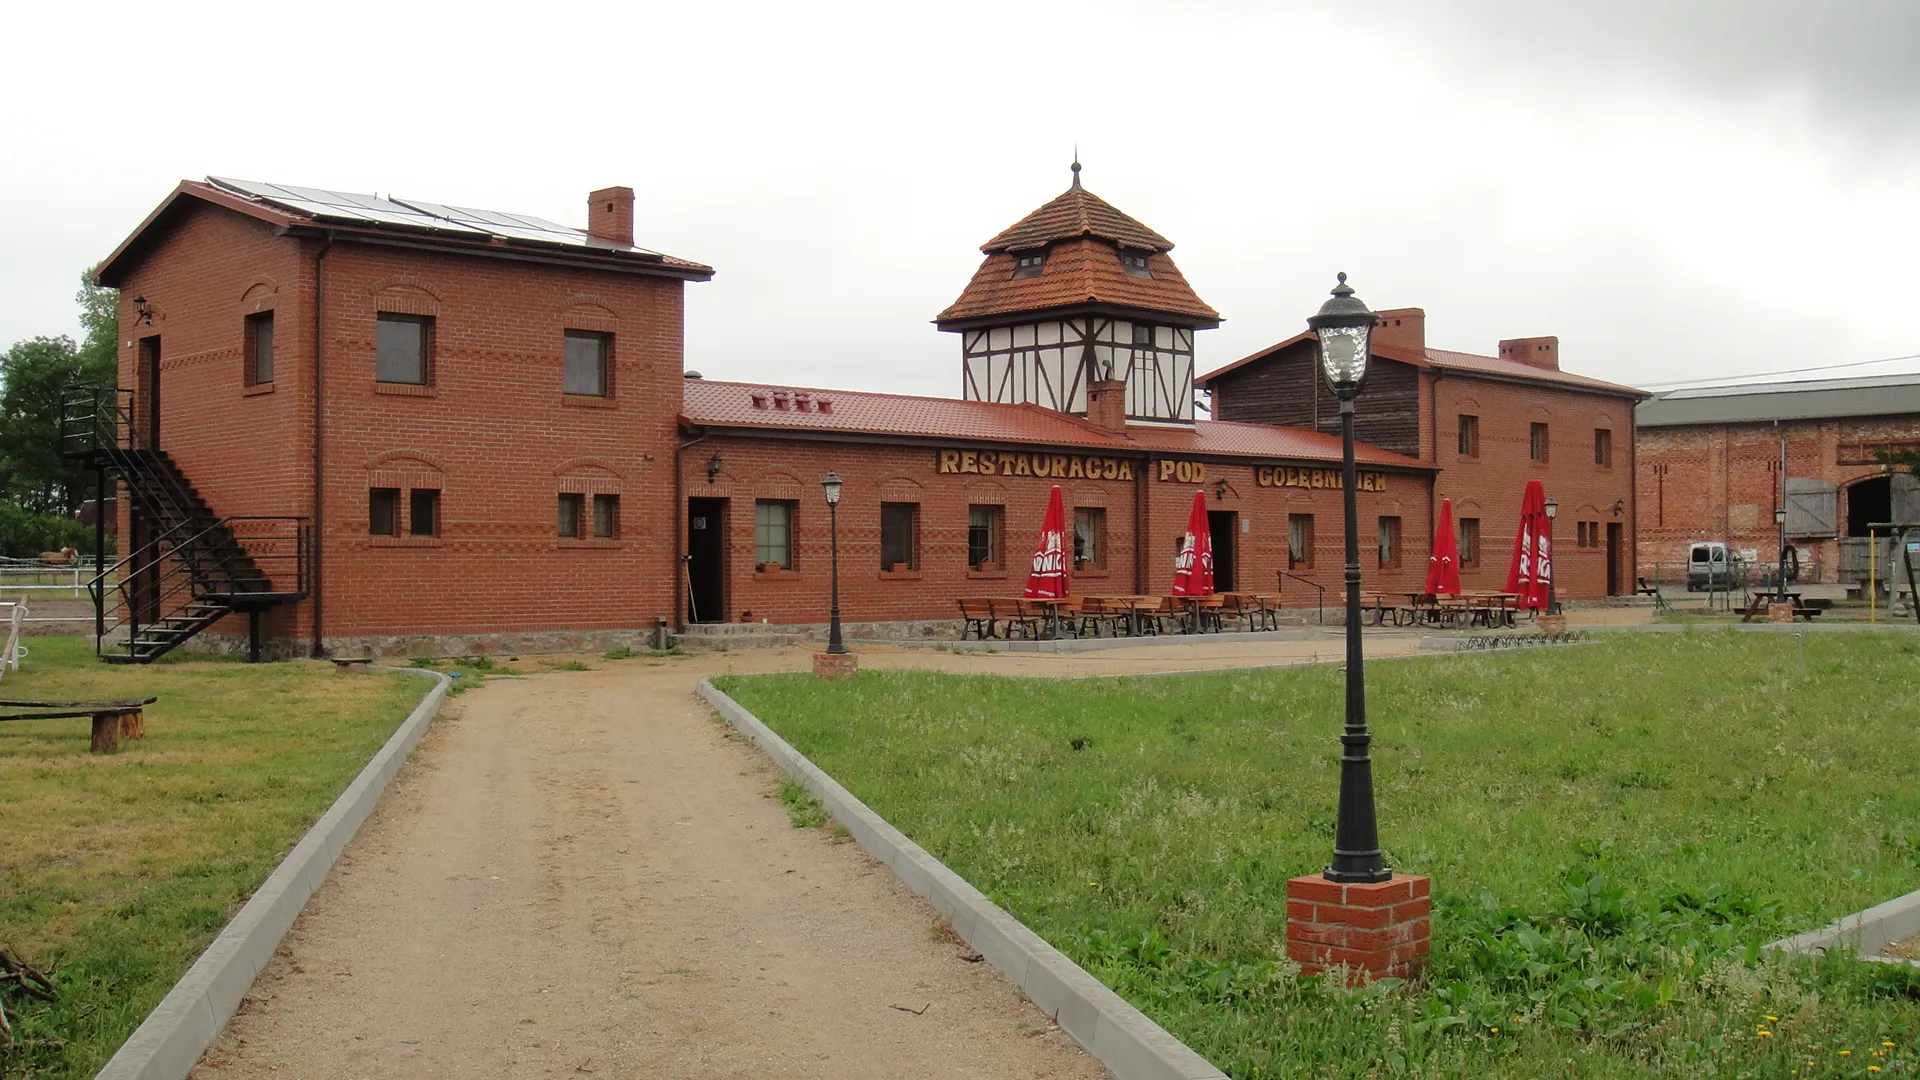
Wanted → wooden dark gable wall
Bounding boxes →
[1207,341,1423,459]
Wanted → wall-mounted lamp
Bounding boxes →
[1610,499,1625,516]
[1213,478,1238,502]
[133,296,154,326]
[706,453,723,483]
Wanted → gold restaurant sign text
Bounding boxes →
[937,449,1135,481]
[1255,465,1387,492]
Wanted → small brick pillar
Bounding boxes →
[1767,602,1794,623]
[1537,613,1567,636]
[813,651,858,680]
[1286,874,1431,983]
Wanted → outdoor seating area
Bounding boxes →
[1365,590,1526,629]
[954,593,1286,640]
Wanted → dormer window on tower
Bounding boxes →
[1120,250,1153,279]
[1012,251,1047,279]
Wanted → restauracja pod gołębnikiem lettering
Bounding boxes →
[934,449,1387,492]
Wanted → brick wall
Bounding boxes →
[680,434,1434,625]
[1636,416,1920,583]
[113,204,691,653]
[1430,374,1638,598]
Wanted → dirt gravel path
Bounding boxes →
[190,634,1421,1080]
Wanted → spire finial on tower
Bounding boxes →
[1070,146,1082,190]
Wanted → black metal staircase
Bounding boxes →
[60,387,310,663]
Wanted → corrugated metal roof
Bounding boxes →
[681,379,1427,469]
[1637,373,1920,427]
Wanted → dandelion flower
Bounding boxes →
[1490,1027,1499,1034]
[1767,1016,1779,1022]
[1759,1031,1773,1037]
[1842,1050,1853,1056]
[1086,881,1098,887]
[1886,1042,1898,1048]
[1870,1068,1881,1074]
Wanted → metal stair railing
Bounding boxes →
[1276,568,1327,624]
[84,516,311,662]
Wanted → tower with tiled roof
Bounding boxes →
[936,163,1219,426]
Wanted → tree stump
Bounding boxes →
[90,712,120,754]
[119,710,145,740]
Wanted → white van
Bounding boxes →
[1686,541,1731,591]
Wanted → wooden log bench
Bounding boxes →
[0,697,157,753]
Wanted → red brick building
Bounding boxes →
[1634,376,1920,586]
[1200,317,1647,600]
[90,169,1647,658]
[92,178,710,659]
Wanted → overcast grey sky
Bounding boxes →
[4,0,1917,398]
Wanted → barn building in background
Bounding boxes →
[1634,375,1920,587]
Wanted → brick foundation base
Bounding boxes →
[813,651,859,680]
[1286,873,1431,982]
[1767,602,1794,623]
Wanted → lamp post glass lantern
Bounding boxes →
[1544,496,1560,615]
[822,472,846,654]
[1306,272,1390,885]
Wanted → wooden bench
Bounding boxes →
[0,697,157,753]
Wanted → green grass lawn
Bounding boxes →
[0,638,429,1079]
[717,631,1920,1079]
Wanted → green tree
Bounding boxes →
[0,271,118,516]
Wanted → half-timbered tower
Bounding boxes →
[936,164,1220,425]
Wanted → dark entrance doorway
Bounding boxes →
[1207,510,1237,591]
[1848,476,1892,536]
[137,336,161,450]
[1606,522,1623,595]
[686,497,727,624]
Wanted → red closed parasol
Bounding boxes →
[1425,497,1462,596]
[1171,490,1215,596]
[1024,484,1071,599]
[1504,479,1552,611]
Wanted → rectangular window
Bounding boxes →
[376,313,431,385]
[1594,427,1613,467]
[564,329,611,396]
[592,494,618,539]
[245,312,274,385]
[1378,515,1402,569]
[1530,422,1550,463]
[558,493,583,538]
[1073,507,1107,570]
[968,505,1003,570]
[1459,517,1480,567]
[409,488,440,537]
[369,488,400,536]
[1012,252,1046,279]
[880,502,919,570]
[1457,414,1479,458]
[1120,251,1154,279]
[755,500,794,570]
[1288,513,1314,569]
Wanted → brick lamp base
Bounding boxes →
[1767,602,1794,623]
[1287,874,1431,983]
[813,651,858,680]
[1537,613,1567,635]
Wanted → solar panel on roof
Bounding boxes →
[394,197,664,255]
[209,177,489,237]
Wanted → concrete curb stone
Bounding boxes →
[1767,886,1920,960]
[94,666,453,1080]
[697,678,1229,1080]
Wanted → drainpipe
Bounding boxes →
[310,236,329,658]
[1428,370,1441,578]
[1133,452,1150,593]
[674,430,710,633]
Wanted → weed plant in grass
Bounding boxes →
[717,631,1920,1079]
[0,638,428,1079]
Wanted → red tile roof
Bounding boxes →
[936,238,1220,326]
[1197,332,1646,397]
[982,184,1174,253]
[681,379,1427,469]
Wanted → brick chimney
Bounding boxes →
[1372,308,1425,353]
[1085,378,1128,433]
[1498,336,1559,370]
[587,186,635,246]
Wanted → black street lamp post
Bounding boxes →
[1307,273,1391,885]
[1775,505,1789,601]
[1544,496,1561,615]
[822,472,846,655]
